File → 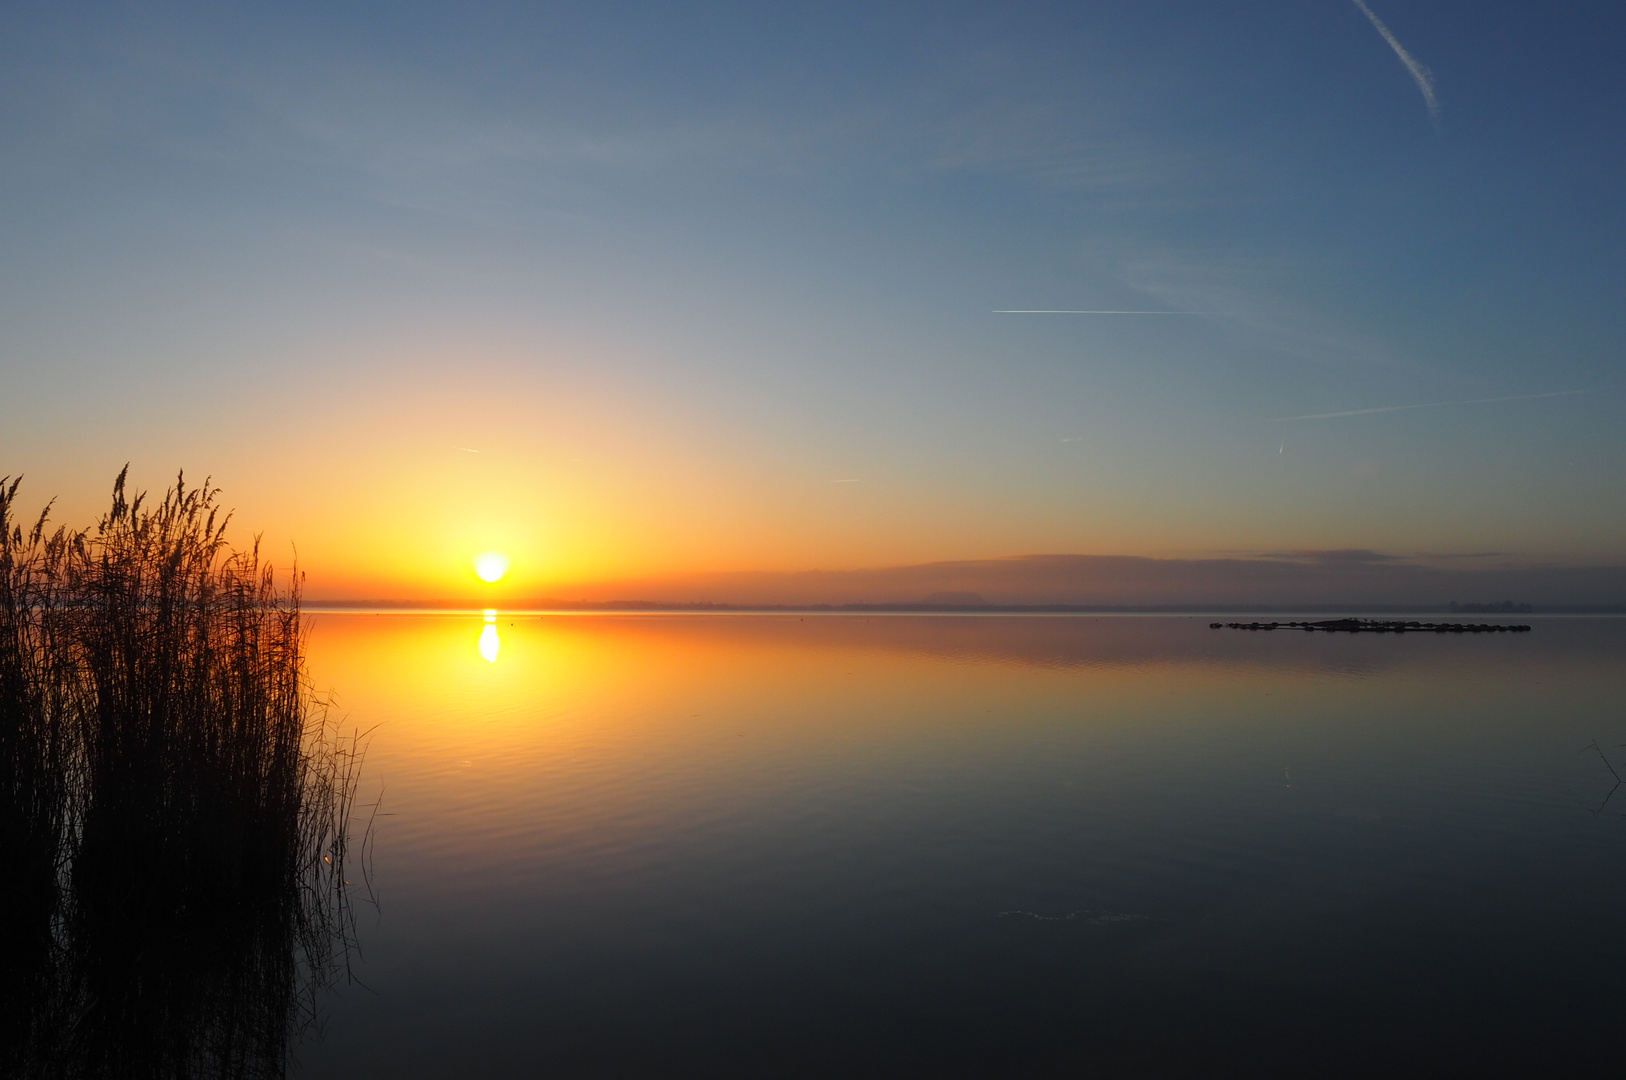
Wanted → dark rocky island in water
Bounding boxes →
[1210,619,1531,633]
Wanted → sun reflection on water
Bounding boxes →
[478,610,500,663]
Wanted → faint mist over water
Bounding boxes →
[300,615,1626,1076]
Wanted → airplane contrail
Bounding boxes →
[993,310,1206,315]
[1269,389,1591,423]
[1352,0,1440,125]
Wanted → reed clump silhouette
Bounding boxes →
[0,468,367,1080]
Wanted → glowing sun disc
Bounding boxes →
[474,551,510,583]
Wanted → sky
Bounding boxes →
[1,1,1622,601]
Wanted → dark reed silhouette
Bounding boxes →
[0,469,366,1080]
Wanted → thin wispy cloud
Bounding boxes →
[1270,389,1592,423]
[1122,254,1411,370]
[1351,0,1441,125]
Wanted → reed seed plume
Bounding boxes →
[0,468,370,1079]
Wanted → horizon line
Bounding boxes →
[300,599,1623,616]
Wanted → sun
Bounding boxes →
[473,551,510,583]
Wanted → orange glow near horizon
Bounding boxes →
[26,376,1609,606]
[40,396,1202,601]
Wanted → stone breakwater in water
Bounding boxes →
[1210,619,1532,634]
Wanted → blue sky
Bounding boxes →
[2,1,1622,593]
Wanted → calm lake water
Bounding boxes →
[296,614,1626,1076]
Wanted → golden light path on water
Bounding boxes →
[479,610,500,663]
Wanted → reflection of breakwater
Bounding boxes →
[1,471,365,1079]
[1211,619,1532,634]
